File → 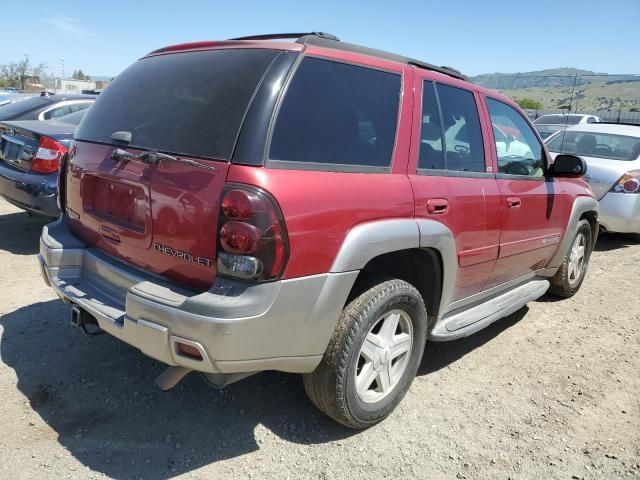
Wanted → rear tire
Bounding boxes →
[549,220,592,298]
[303,278,427,429]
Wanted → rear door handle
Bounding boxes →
[100,225,120,243]
[507,197,521,208]
[426,198,449,214]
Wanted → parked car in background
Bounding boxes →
[0,109,87,217]
[0,92,95,122]
[38,32,598,429]
[546,123,640,234]
[533,113,602,139]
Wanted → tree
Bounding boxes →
[0,54,47,89]
[71,69,91,81]
[515,98,543,110]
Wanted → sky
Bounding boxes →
[2,0,639,78]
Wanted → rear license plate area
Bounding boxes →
[1,134,25,165]
[82,175,147,232]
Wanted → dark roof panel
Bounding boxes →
[226,32,467,81]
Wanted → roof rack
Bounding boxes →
[230,32,340,41]
[230,32,466,81]
[299,36,466,80]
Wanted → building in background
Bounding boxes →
[53,79,96,94]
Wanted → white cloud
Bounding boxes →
[44,13,96,38]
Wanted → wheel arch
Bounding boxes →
[548,196,599,269]
[330,218,458,320]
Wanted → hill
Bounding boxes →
[471,68,640,110]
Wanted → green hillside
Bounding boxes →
[471,68,640,110]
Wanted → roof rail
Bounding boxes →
[296,36,467,81]
[230,32,340,41]
[230,32,467,81]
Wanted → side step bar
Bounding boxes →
[430,279,550,341]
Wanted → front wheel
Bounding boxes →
[303,278,427,429]
[549,220,592,298]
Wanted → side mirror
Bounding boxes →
[550,154,587,178]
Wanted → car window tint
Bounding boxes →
[45,105,73,120]
[486,98,544,177]
[435,83,485,172]
[67,102,91,114]
[547,130,640,161]
[56,109,87,125]
[269,57,401,168]
[418,81,445,170]
[75,49,278,160]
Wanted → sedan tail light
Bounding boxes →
[217,185,288,281]
[610,170,640,194]
[31,136,68,173]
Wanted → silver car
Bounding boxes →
[546,123,640,234]
[533,113,602,139]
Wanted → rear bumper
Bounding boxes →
[598,192,640,234]
[0,162,59,217]
[39,218,357,375]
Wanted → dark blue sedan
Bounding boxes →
[0,109,86,217]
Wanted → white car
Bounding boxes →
[533,113,602,139]
[546,123,640,234]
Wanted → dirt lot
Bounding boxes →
[0,198,638,480]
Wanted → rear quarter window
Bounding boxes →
[268,57,401,170]
[75,49,279,160]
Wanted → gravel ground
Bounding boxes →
[0,198,638,480]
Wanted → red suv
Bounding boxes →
[39,33,598,429]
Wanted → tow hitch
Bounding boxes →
[70,305,105,337]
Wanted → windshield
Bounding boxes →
[0,96,47,120]
[75,49,279,161]
[547,130,640,161]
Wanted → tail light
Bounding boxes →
[610,170,640,194]
[31,136,68,173]
[56,141,75,214]
[217,185,288,281]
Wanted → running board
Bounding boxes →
[429,279,550,341]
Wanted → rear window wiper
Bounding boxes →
[111,148,217,171]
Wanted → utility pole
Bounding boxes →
[61,58,65,80]
[617,102,623,124]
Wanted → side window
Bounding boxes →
[587,117,596,124]
[67,102,91,114]
[435,83,485,172]
[269,57,401,169]
[44,105,73,120]
[418,81,445,170]
[486,98,545,177]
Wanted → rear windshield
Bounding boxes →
[75,49,279,160]
[0,97,47,120]
[547,130,640,160]
[534,114,581,125]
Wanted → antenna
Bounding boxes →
[559,73,579,153]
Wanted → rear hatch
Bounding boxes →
[66,48,281,290]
